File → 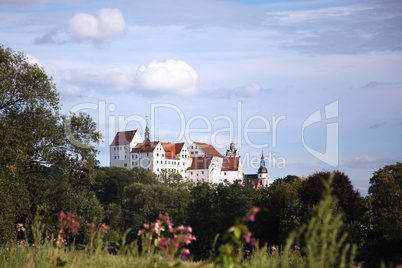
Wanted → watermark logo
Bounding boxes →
[302,101,338,167]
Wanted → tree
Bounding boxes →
[252,177,304,246]
[298,171,364,224]
[91,167,158,206]
[361,163,402,266]
[187,181,255,260]
[0,44,102,243]
[117,182,191,242]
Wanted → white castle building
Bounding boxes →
[245,152,270,188]
[110,123,244,184]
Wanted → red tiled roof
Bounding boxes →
[161,142,186,160]
[195,142,222,157]
[187,156,213,170]
[165,151,179,160]
[110,130,138,146]
[174,142,185,153]
[222,157,240,171]
[131,141,160,153]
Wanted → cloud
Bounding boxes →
[341,156,395,169]
[264,2,402,54]
[0,0,45,7]
[211,83,263,99]
[25,54,43,66]
[44,64,136,99]
[367,122,386,129]
[34,8,126,44]
[137,60,198,96]
[68,8,126,41]
[364,81,378,88]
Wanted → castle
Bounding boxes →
[110,121,270,187]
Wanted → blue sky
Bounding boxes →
[1,0,401,195]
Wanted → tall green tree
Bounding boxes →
[187,181,255,260]
[298,171,364,224]
[360,163,402,266]
[252,176,304,246]
[0,44,102,243]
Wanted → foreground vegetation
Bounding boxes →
[1,180,359,267]
[1,45,401,267]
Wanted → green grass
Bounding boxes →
[0,178,361,267]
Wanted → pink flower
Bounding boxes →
[244,232,252,243]
[177,225,185,231]
[186,226,192,233]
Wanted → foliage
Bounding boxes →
[187,181,255,260]
[138,213,196,266]
[299,170,364,223]
[0,179,362,268]
[252,177,304,246]
[0,44,102,245]
[114,181,191,242]
[359,162,402,266]
[158,169,186,187]
[214,207,259,268]
[91,167,159,206]
[295,177,357,267]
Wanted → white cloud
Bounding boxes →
[210,83,263,99]
[239,83,262,96]
[267,5,373,24]
[340,156,395,169]
[68,8,126,41]
[26,54,43,66]
[137,60,198,96]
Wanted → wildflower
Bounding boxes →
[243,231,252,243]
[16,223,25,232]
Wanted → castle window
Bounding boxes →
[124,163,127,167]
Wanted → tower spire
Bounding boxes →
[230,138,235,151]
[261,150,265,167]
[145,116,150,142]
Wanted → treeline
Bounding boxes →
[1,44,401,267]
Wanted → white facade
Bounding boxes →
[220,142,243,183]
[110,130,245,185]
[110,130,143,168]
[131,141,192,179]
[258,172,269,188]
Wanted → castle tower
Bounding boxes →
[258,151,269,187]
[144,116,150,142]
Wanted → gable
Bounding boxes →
[110,130,138,146]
